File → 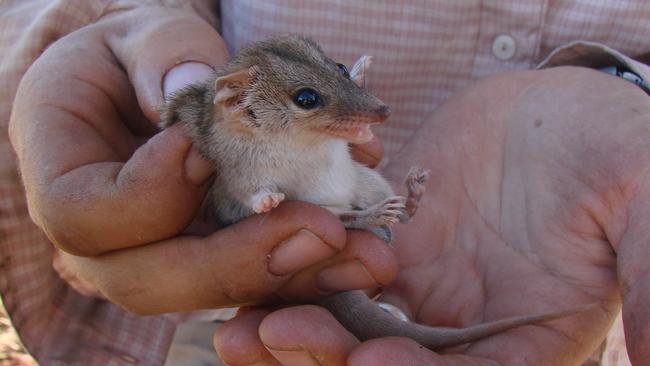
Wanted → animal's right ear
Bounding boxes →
[350,55,373,88]
[213,66,258,121]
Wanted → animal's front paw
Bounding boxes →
[251,192,286,214]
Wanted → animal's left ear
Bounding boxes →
[213,66,258,122]
[350,55,373,88]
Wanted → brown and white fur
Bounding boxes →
[161,35,593,351]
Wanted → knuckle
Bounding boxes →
[60,256,155,315]
[43,229,89,256]
[97,279,152,315]
[36,205,102,257]
[219,276,269,304]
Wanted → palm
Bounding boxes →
[379,69,620,364]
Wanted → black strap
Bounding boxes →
[600,65,650,95]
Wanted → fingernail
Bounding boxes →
[266,348,321,366]
[269,229,336,275]
[163,62,214,99]
[317,260,378,292]
[184,145,213,185]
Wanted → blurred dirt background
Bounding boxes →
[0,298,36,366]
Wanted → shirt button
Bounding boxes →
[492,34,516,60]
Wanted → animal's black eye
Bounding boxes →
[293,88,321,109]
[337,63,350,78]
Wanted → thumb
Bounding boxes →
[162,61,215,100]
[101,6,229,122]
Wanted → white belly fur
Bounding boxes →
[281,139,357,213]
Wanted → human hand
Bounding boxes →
[9,5,395,313]
[214,67,650,365]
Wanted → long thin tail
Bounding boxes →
[317,290,597,350]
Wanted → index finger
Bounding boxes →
[60,202,347,314]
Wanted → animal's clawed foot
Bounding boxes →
[406,166,430,198]
[252,192,286,214]
[367,196,407,227]
[403,166,430,222]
